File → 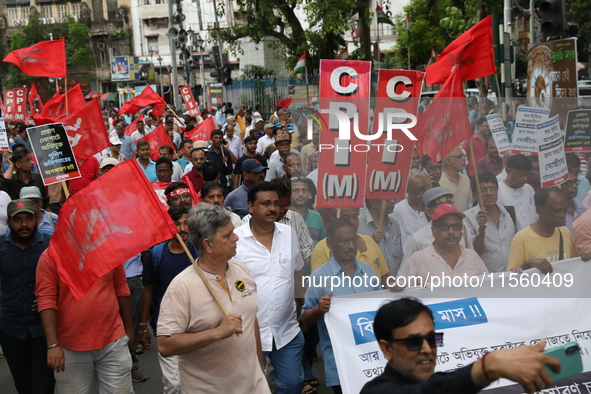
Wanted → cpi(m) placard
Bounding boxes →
[27,123,81,185]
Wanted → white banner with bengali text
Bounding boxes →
[325,258,591,394]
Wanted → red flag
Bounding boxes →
[180,86,200,116]
[184,116,216,141]
[137,124,175,161]
[34,84,85,123]
[119,85,166,115]
[426,16,496,85]
[125,115,144,136]
[46,159,178,299]
[152,103,166,118]
[59,99,110,162]
[415,69,472,162]
[3,37,67,78]
[28,83,44,112]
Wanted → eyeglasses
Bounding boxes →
[480,187,498,194]
[390,331,444,351]
[563,179,581,187]
[170,194,192,202]
[433,223,463,231]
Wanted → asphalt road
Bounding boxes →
[1,338,332,393]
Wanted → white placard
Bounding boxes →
[486,114,511,155]
[511,106,550,155]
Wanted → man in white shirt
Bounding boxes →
[257,124,276,155]
[439,146,471,212]
[496,154,536,227]
[224,124,242,159]
[393,169,429,253]
[398,203,488,286]
[130,120,147,142]
[403,187,474,266]
[234,181,304,394]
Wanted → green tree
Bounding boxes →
[217,0,364,72]
[4,17,96,89]
[567,0,591,70]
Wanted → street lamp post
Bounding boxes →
[157,56,163,95]
[195,33,207,108]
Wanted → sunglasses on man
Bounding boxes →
[389,331,444,352]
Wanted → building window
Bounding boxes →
[21,7,29,20]
[7,7,18,26]
[92,0,104,21]
[107,0,117,19]
[71,4,80,20]
[57,4,69,22]
[146,36,158,54]
[41,5,53,19]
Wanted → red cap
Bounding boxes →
[431,203,465,222]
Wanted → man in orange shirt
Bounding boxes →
[36,253,134,393]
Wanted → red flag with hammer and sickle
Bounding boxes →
[34,84,86,124]
[415,68,472,162]
[136,124,176,161]
[60,99,111,162]
[46,159,178,300]
[425,16,496,85]
[184,116,216,141]
[3,37,67,78]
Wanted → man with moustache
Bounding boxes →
[477,138,503,176]
[225,159,267,218]
[397,204,488,286]
[181,149,206,194]
[234,181,305,394]
[508,188,579,274]
[0,199,54,393]
[362,298,561,394]
[463,172,520,272]
[439,146,471,212]
[290,177,325,246]
[139,206,198,394]
[420,155,443,189]
[393,170,429,253]
[137,140,158,182]
[201,181,241,228]
[301,218,381,393]
[165,182,194,208]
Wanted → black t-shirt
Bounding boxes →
[360,364,481,394]
[233,154,268,175]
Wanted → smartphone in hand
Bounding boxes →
[542,342,583,382]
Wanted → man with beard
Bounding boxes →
[1,149,46,200]
[165,182,193,208]
[181,149,206,194]
[225,159,267,218]
[233,136,268,189]
[139,206,198,394]
[283,153,303,181]
[301,218,381,393]
[477,138,503,176]
[508,188,579,274]
[462,118,491,176]
[0,199,54,393]
[397,204,488,286]
[439,146,470,212]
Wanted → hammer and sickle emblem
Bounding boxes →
[67,207,133,271]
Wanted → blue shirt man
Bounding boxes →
[224,158,267,218]
[0,199,54,393]
[113,123,136,161]
[301,218,381,390]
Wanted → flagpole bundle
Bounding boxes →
[165,103,184,124]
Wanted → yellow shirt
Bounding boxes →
[507,225,577,270]
[311,234,389,278]
[236,115,246,138]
